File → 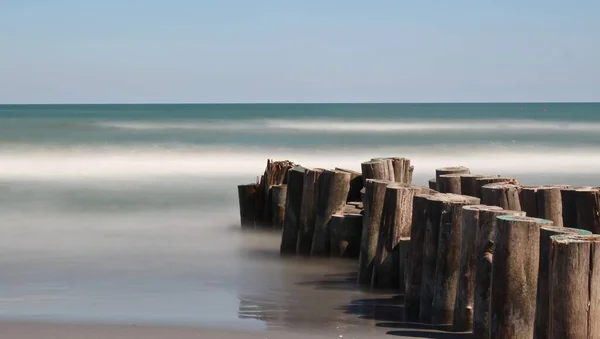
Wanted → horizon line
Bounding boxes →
[1,101,600,106]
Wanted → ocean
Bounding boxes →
[0,103,599,335]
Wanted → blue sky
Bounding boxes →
[1,1,599,103]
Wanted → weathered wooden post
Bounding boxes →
[362,159,393,184]
[549,234,600,339]
[490,215,553,339]
[533,226,591,339]
[428,178,437,190]
[472,208,525,339]
[296,168,322,256]
[420,194,479,323]
[270,184,287,228]
[398,237,411,292]
[329,213,363,258]
[519,185,569,226]
[335,168,363,202]
[481,182,522,211]
[280,166,306,255]
[404,193,438,321]
[358,179,391,286]
[238,183,258,229]
[311,170,351,257]
[438,173,462,194]
[256,159,295,227]
[371,158,395,182]
[435,167,470,191]
[575,187,600,234]
[560,186,594,228]
[460,174,486,197]
[475,176,516,199]
[372,183,418,289]
[453,205,503,332]
[431,194,480,325]
[390,157,412,184]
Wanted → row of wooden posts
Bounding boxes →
[237,158,600,339]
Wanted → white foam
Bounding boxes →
[1,144,600,181]
[98,119,600,134]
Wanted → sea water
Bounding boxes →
[0,103,599,334]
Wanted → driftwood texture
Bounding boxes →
[534,226,591,339]
[270,184,287,229]
[311,170,351,257]
[280,166,306,255]
[335,167,363,202]
[404,193,439,322]
[453,205,503,332]
[358,179,392,286]
[475,176,516,199]
[372,184,417,289]
[560,186,594,229]
[481,182,522,211]
[329,213,363,258]
[519,185,569,226]
[296,168,322,256]
[390,157,413,184]
[362,159,393,184]
[437,174,462,194]
[238,183,258,229]
[460,174,486,197]
[490,215,553,339]
[549,234,600,339]
[431,194,480,325]
[574,188,600,234]
[420,193,479,323]
[256,159,295,227]
[435,167,470,191]
[472,208,525,339]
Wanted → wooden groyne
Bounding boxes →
[238,158,600,338]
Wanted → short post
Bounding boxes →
[549,234,600,339]
[472,208,525,339]
[329,213,363,258]
[519,185,569,226]
[475,176,516,199]
[390,157,412,184]
[460,174,486,197]
[358,179,392,286]
[296,168,322,256]
[534,226,591,339]
[453,205,503,332]
[362,159,393,184]
[311,170,351,256]
[404,193,438,322]
[490,215,553,339]
[481,182,522,211]
[280,166,306,255]
[238,183,258,229]
[336,168,363,202]
[372,183,418,289]
[574,188,600,234]
[435,166,470,191]
[398,237,411,292]
[428,178,437,190]
[437,173,462,194]
[371,157,396,182]
[431,194,480,325]
[270,184,287,228]
[560,186,593,228]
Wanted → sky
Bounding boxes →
[1,0,599,104]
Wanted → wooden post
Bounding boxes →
[481,182,522,211]
[280,166,306,255]
[490,215,553,339]
[329,213,363,258]
[336,168,363,202]
[296,168,322,256]
[428,178,437,190]
[534,226,591,339]
[420,194,479,323]
[438,174,462,194]
[575,188,600,234]
[453,205,503,332]
[311,170,351,257]
[270,184,287,229]
[398,237,410,292]
[549,234,600,339]
[390,157,412,184]
[238,183,258,229]
[363,159,393,184]
[404,193,439,322]
[435,166,470,191]
[358,179,392,286]
[460,174,486,197]
[475,176,517,199]
[371,158,395,182]
[431,194,480,325]
[472,208,526,339]
[256,159,295,227]
[560,186,594,228]
[519,185,569,226]
[372,183,418,289]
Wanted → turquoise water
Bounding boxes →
[0,103,599,332]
